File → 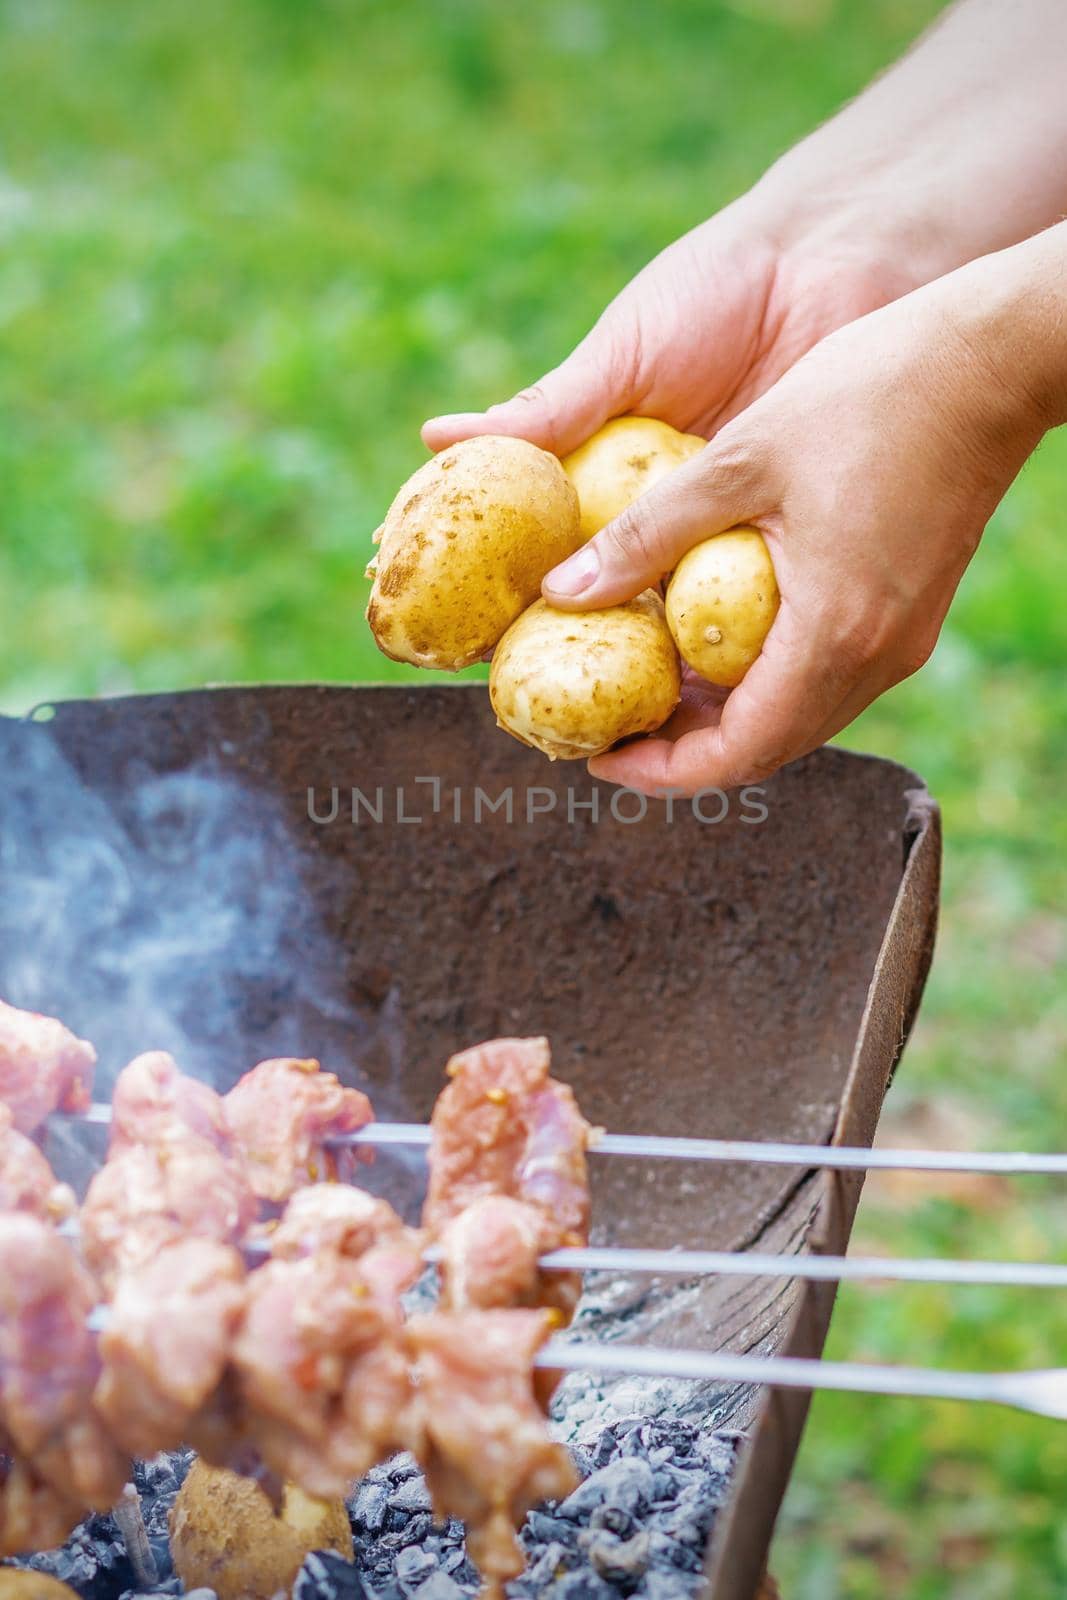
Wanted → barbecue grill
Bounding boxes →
[0,682,941,1600]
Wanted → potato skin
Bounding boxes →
[169,1460,353,1600]
[490,591,681,760]
[665,527,779,688]
[366,435,582,671]
[562,417,706,539]
[0,1577,82,1600]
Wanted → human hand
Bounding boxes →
[423,188,926,461]
[540,247,1057,795]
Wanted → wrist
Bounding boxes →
[746,138,966,299]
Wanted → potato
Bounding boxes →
[562,417,706,539]
[665,526,779,688]
[0,1576,81,1600]
[169,1460,352,1600]
[366,435,582,671]
[490,591,681,760]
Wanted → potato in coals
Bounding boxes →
[490,591,681,760]
[665,527,779,688]
[169,1460,353,1600]
[0,1576,82,1600]
[562,417,706,539]
[366,435,582,671]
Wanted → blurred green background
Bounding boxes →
[2,0,1065,1594]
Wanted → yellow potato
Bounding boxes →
[0,1577,81,1600]
[665,527,779,688]
[562,417,706,539]
[366,435,582,671]
[169,1460,353,1600]
[490,591,681,760]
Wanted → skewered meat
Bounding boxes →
[224,1059,373,1204]
[425,1036,592,1241]
[266,1183,414,1261]
[232,1238,421,1499]
[0,1105,75,1224]
[0,1216,127,1518]
[108,1052,230,1156]
[0,1000,95,1136]
[94,1238,247,1458]
[0,1448,84,1557]
[425,1037,592,1314]
[80,1140,258,1291]
[408,1308,577,1598]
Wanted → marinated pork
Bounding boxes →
[94,1238,247,1458]
[0,1105,75,1224]
[425,1036,592,1240]
[224,1058,373,1204]
[0,1000,96,1136]
[0,1216,128,1519]
[408,1307,577,1598]
[0,1448,84,1557]
[81,1139,258,1291]
[267,1183,415,1262]
[108,1052,230,1157]
[232,1240,421,1498]
[425,1037,592,1313]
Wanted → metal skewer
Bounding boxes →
[60,1216,1067,1290]
[60,1104,1067,1177]
[77,1301,1067,1421]
[534,1343,1067,1421]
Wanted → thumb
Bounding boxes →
[421,324,635,458]
[542,430,762,609]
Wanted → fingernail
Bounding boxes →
[546,545,600,597]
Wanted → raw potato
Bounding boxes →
[366,435,582,671]
[665,527,779,688]
[0,1577,81,1600]
[169,1460,353,1600]
[490,591,681,760]
[562,417,706,539]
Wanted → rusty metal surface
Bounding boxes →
[0,684,940,1597]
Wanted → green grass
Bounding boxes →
[2,2,1066,1594]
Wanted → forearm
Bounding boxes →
[946,220,1067,433]
[754,0,1067,286]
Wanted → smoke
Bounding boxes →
[0,722,406,1192]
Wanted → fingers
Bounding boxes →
[587,597,857,795]
[421,325,636,458]
[542,430,761,608]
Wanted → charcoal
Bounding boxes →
[585,1529,650,1586]
[352,1482,391,1534]
[294,1551,373,1600]
[21,1344,743,1600]
[544,1571,617,1599]
[523,1511,578,1548]
[558,1458,655,1520]
[389,1479,433,1515]
[643,1531,703,1574]
[587,1505,633,1538]
[641,1573,703,1600]
[411,1572,468,1600]
[378,1514,434,1552]
[17,1521,134,1600]
[395,1547,437,1592]
[523,1542,577,1588]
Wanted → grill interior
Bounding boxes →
[0,684,940,1600]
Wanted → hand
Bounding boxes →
[423,186,927,461]
[542,251,1055,795]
